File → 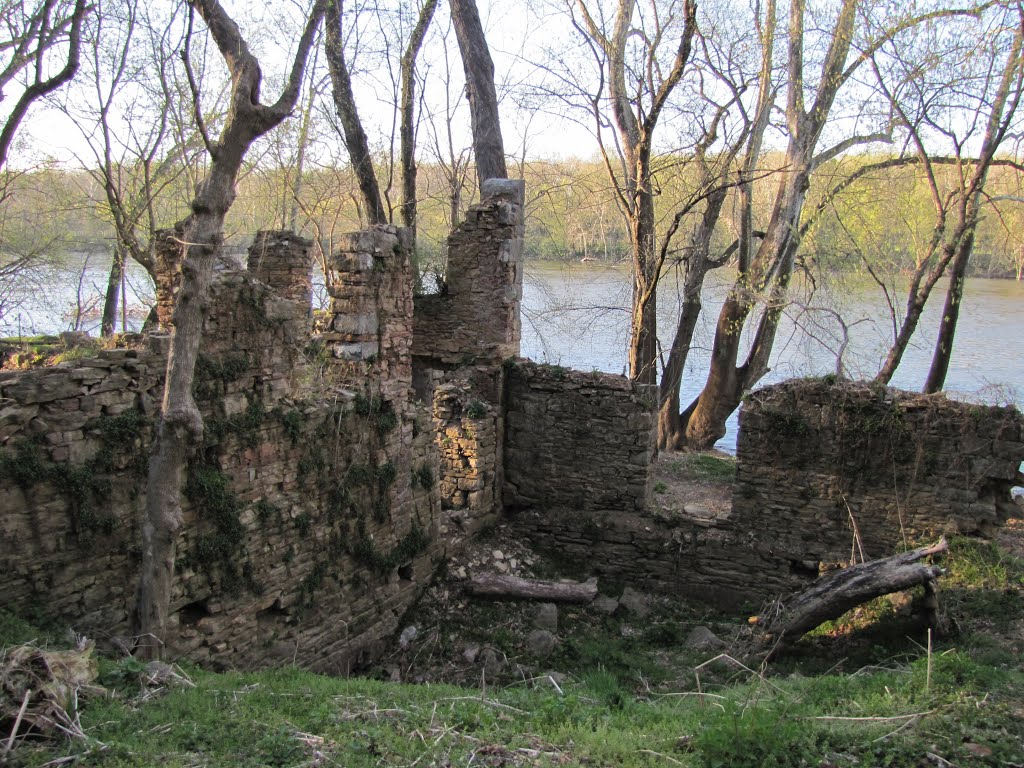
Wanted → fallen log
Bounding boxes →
[760,538,948,656]
[466,573,598,603]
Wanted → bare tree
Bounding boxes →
[60,0,203,335]
[568,0,698,386]
[135,0,325,659]
[0,0,89,171]
[676,0,976,448]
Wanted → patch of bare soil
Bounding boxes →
[650,450,734,521]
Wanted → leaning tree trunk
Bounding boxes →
[100,245,125,337]
[325,0,386,225]
[135,0,324,660]
[400,0,438,236]
[924,226,976,393]
[449,0,506,191]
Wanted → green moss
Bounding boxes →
[294,513,313,537]
[277,407,305,445]
[412,465,434,489]
[353,393,398,435]
[184,463,250,594]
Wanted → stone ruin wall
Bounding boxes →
[412,179,527,541]
[732,379,1024,571]
[0,231,441,673]
[508,378,1024,606]
[503,361,656,514]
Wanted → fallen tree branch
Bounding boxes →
[760,538,948,656]
[466,573,598,603]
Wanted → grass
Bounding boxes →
[2,536,1022,767]
[665,453,737,483]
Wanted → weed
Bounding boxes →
[465,400,488,419]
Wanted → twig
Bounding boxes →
[435,696,528,714]
[926,627,933,694]
[639,749,685,765]
[811,710,936,722]
[5,688,32,752]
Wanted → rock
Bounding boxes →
[619,586,651,617]
[455,566,467,579]
[592,594,619,615]
[685,626,725,650]
[462,643,481,664]
[534,602,558,632]
[494,560,510,574]
[492,549,505,560]
[527,629,557,659]
[388,665,402,682]
[398,625,418,650]
[481,648,505,677]
[683,503,714,518]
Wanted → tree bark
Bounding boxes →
[760,538,948,656]
[449,0,506,190]
[134,0,324,660]
[400,0,438,236]
[325,0,387,225]
[467,573,598,603]
[101,246,124,337]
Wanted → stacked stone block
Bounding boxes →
[0,233,441,674]
[324,226,414,404]
[247,230,314,305]
[504,361,656,514]
[432,379,500,536]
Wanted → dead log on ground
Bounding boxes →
[760,538,948,657]
[466,573,598,603]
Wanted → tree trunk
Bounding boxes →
[325,0,387,225]
[760,538,948,656]
[924,226,976,393]
[467,573,598,603]
[657,295,702,450]
[134,0,324,660]
[400,0,438,236]
[628,188,658,385]
[449,0,506,190]
[101,246,125,337]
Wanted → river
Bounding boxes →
[521,262,1024,453]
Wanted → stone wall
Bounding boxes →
[504,361,656,514]
[432,374,501,538]
[509,378,1024,605]
[0,232,441,673]
[733,379,1024,568]
[412,179,525,374]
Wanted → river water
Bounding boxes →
[521,263,1024,453]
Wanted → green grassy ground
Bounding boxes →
[2,537,1021,767]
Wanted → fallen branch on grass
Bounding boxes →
[758,538,948,657]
